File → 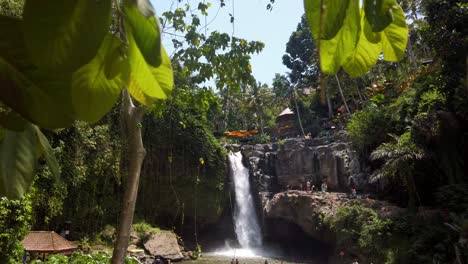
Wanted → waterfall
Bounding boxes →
[228,151,262,248]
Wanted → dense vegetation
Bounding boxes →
[0,0,466,263]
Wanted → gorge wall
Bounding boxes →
[236,133,372,241]
[240,132,368,195]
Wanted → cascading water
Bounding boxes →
[228,151,262,248]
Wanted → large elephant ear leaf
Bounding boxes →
[33,126,60,181]
[150,46,174,97]
[381,5,408,62]
[0,124,36,199]
[124,25,173,106]
[71,34,123,123]
[342,12,382,77]
[318,0,360,75]
[364,0,397,32]
[124,0,162,67]
[304,0,350,40]
[0,16,35,72]
[0,57,75,129]
[22,0,112,72]
[0,109,28,131]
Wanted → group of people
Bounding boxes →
[302,181,327,193]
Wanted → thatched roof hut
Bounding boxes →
[274,108,297,137]
[22,231,78,254]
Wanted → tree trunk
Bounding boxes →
[292,87,306,137]
[326,83,333,119]
[111,90,147,264]
[335,74,351,116]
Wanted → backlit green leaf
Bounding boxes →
[364,0,397,32]
[0,57,75,129]
[33,126,60,181]
[71,34,123,123]
[149,47,174,97]
[381,5,408,62]
[125,25,172,106]
[0,124,36,199]
[124,0,162,67]
[342,12,382,77]
[304,0,351,40]
[22,0,112,72]
[319,0,360,75]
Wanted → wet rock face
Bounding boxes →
[241,135,366,193]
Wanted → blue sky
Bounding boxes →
[150,0,304,86]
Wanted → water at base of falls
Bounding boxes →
[228,151,262,249]
[213,248,260,258]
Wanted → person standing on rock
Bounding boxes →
[306,181,311,193]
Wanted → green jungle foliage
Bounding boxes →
[30,111,122,237]
[30,252,139,264]
[325,203,393,263]
[325,203,468,264]
[137,95,227,227]
[0,196,31,264]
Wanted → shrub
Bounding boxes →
[0,196,32,264]
[418,89,446,113]
[346,104,395,152]
[325,203,393,263]
[132,222,160,242]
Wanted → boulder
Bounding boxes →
[143,231,183,261]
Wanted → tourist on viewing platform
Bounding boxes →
[321,182,327,192]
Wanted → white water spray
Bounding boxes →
[228,151,262,248]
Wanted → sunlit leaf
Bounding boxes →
[33,126,60,181]
[0,57,75,129]
[319,0,360,75]
[125,25,173,106]
[304,0,350,40]
[0,124,36,199]
[381,5,408,62]
[71,34,123,123]
[364,0,397,32]
[149,47,174,97]
[22,0,112,72]
[342,12,382,77]
[124,0,162,67]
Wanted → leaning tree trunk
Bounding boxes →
[111,90,147,264]
[292,87,306,137]
[326,83,333,119]
[335,74,351,116]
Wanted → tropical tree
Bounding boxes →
[282,15,319,89]
[370,131,424,210]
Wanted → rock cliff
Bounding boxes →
[241,134,367,193]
